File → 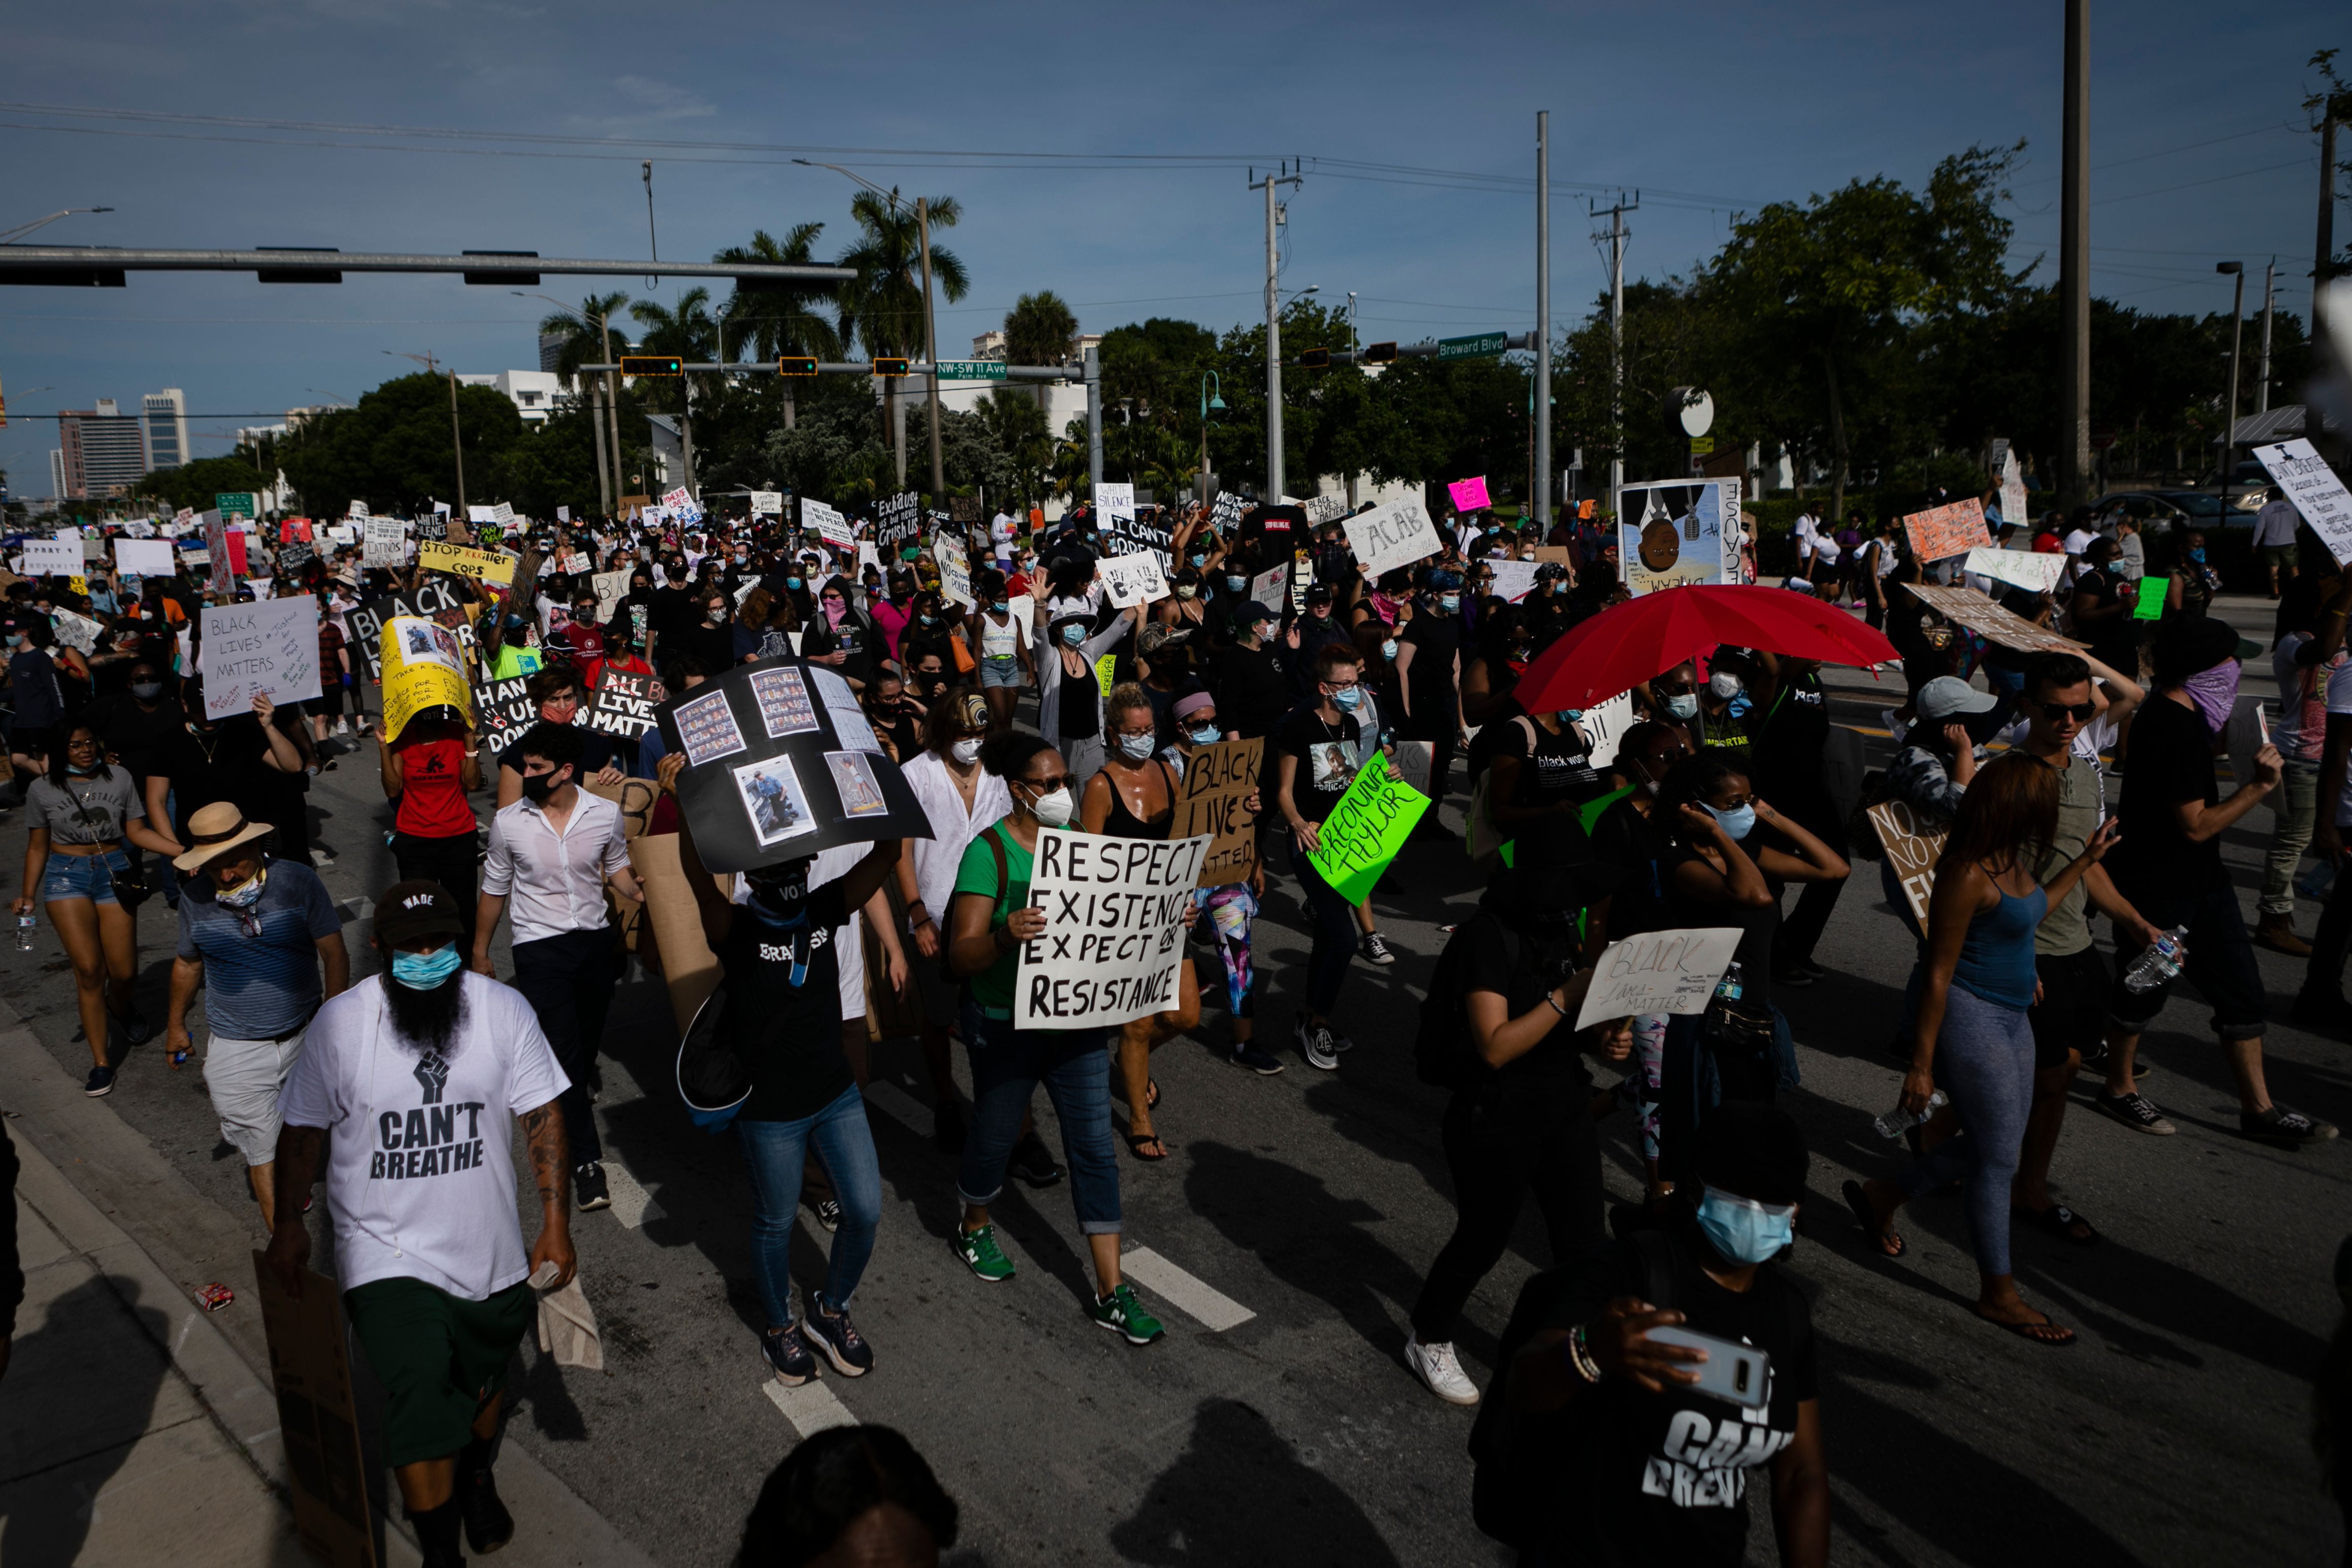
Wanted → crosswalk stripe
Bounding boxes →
[763,1376,858,1437]
[1119,1246,1255,1332]
[600,1162,663,1229]
[861,1078,935,1140]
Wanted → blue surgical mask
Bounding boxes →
[1695,1188,1795,1265]
[786,576,803,590]
[1331,687,1363,711]
[2188,548,2206,563]
[1189,553,1207,567]
[1665,693,1699,720]
[1559,709,1583,723]
[1705,801,1757,841]
[1439,594,1459,614]
[1226,575,1247,592]
[991,600,1010,613]
[1060,624,1085,647]
[1116,733,1156,761]
[1188,723,1221,745]
[1380,639,1398,661]
[390,942,464,990]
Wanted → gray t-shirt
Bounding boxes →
[2034,751,2102,957]
[27,765,144,846]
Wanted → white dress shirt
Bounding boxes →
[481,789,630,946]
[903,750,1011,922]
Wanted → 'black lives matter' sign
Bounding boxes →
[587,669,658,739]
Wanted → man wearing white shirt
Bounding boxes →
[1790,505,1822,586]
[2252,486,2302,598]
[472,722,642,1213]
[267,880,573,1567]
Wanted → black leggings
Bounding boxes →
[391,830,481,953]
[1410,1078,1605,1345]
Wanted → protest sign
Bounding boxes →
[114,538,176,577]
[661,487,691,512]
[802,498,854,550]
[183,548,210,567]
[470,670,536,756]
[1345,495,1443,579]
[1004,593,1033,648]
[281,517,314,543]
[1249,563,1288,611]
[935,531,973,608]
[1619,479,1741,597]
[1487,559,1539,602]
[200,597,322,719]
[654,659,935,874]
[468,505,498,525]
[1576,690,1638,769]
[347,499,370,520]
[1964,545,2064,594]
[2132,576,2169,621]
[348,581,474,682]
[377,615,472,740]
[593,569,633,622]
[1902,582,2081,654]
[418,540,516,585]
[750,490,785,516]
[1989,439,2028,529]
[1099,551,1170,609]
[415,512,449,542]
[251,1256,376,1568]
[1014,827,1209,1029]
[325,523,357,545]
[278,540,316,575]
[1171,739,1262,885]
[1448,476,1491,514]
[1290,556,1312,613]
[1304,492,1349,525]
[1096,482,1136,524]
[1574,929,1745,1028]
[21,538,79,575]
[53,609,103,654]
[1901,497,1991,563]
[587,668,659,740]
[876,490,922,556]
[1867,799,1947,923]
[2255,438,2352,565]
[1308,762,1430,903]
[1210,491,1248,531]
[1103,506,1174,563]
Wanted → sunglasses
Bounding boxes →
[2036,701,2096,722]
[1024,774,1074,792]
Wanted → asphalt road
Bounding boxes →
[6,591,2345,1566]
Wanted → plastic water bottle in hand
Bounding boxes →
[1874,1089,1948,1139]
[15,913,33,952]
[2121,925,2189,994]
[1715,961,1744,1004]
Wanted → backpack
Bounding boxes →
[1412,919,1520,1090]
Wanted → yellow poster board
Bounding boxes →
[417,540,516,585]
[378,616,473,741]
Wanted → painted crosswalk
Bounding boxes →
[598,1161,664,1229]
[1119,1247,1256,1331]
[762,1376,858,1437]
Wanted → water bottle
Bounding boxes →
[14,913,33,952]
[2298,859,2337,901]
[1874,1089,1948,1139]
[1715,961,1744,1003]
[2121,924,2189,994]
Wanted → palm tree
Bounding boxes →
[1004,291,1079,413]
[716,225,842,431]
[628,288,719,410]
[833,191,968,360]
[540,292,631,380]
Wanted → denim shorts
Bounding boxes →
[42,847,129,906]
[980,654,1023,689]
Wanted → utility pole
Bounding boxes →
[589,378,612,514]
[1252,162,1303,499]
[2059,0,2091,511]
[2259,258,2276,414]
[446,369,467,514]
[2218,261,2245,506]
[2318,96,2345,423]
[1535,111,1553,539]
[920,196,944,503]
[1591,191,1637,526]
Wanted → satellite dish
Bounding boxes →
[1666,387,1715,439]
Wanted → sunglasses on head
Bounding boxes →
[2037,700,2096,722]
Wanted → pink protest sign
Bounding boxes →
[1901,497,1991,563]
[1448,476,1491,514]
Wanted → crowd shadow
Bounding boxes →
[0,1274,169,1568]
[1106,1398,1406,1567]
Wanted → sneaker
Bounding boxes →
[1008,1131,1063,1188]
[1231,1043,1286,1075]
[84,1064,115,1097]
[2077,1043,2152,1081]
[803,1302,874,1376]
[2242,1103,2340,1147]
[1326,1026,1356,1054]
[456,1452,514,1554]
[574,1162,611,1211]
[2094,1090,2174,1135]
[759,1324,818,1385]
[1295,1016,1339,1072]
[1091,1281,1166,1345]
[1405,1334,1481,1406]
[953,1223,1017,1282]
[811,1197,842,1233]
[933,1098,967,1155]
[117,1007,154,1046]
[1359,931,1397,966]
[333,719,351,737]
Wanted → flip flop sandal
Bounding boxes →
[1123,1132,1169,1162]
[2014,1202,2097,1247]
[1841,1179,1905,1259]
[1974,1306,2076,1345]
[1145,1078,1161,1111]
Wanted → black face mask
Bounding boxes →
[744,861,810,924]
[521,769,564,804]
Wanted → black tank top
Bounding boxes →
[1102,758,1175,839]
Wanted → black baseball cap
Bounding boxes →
[374,880,464,947]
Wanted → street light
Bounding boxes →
[0,207,113,245]
[2216,262,2246,511]
[796,158,943,501]
[1199,372,1226,502]
[386,349,466,514]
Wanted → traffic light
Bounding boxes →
[1297,348,1330,369]
[777,355,818,377]
[620,355,683,376]
[871,357,910,378]
[1362,341,1398,365]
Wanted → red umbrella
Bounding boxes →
[1515,583,1898,714]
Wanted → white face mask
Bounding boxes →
[1666,693,1700,720]
[1116,733,1156,762]
[1708,670,1744,700]
[951,737,983,766]
[1027,784,1076,828]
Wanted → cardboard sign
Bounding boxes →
[1014,828,1210,1029]
[1448,475,1492,514]
[470,670,537,756]
[654,658,935,875]
[1095,482,1136,524]
[418,541,516,585]
[1099,551,1170,609]
[200,598,323,719]
[875,490,922,557]
[362,517,407,568]
[587,668,659,739]
[1619,479,1741,597]
[1965,546,2064,594]
[20,538,80,575]
[1210,491,1248,531]
[1172,739,1262,886]
[1345,495,1443,580]
[348,582,474,682]
[2255,438,2352,565]
[1991,439,2028,531]
[347,500,371,520]
[1867,798,1947,923]
[1304,492,1349,525]
[378,615,473,741]
[252,1256,377,1568]
[750,490,785,516]
[1249,563,1288,612]
[1901,496,1991,563]
[53,609,104,655]
[802,498,854,551]
[114,538,176,577]
[935,531,973,608]
[1392,739,1435,798]
[1902,583,2082,654]
[1308,763,1430,903]
[1486,559,1539,602]
[592,568,632,622]
[1575,928,1745,1028]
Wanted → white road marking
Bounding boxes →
[1119,1247,1256,1332]
[763,1376,858,1437]
[600,1162,663,1229]
[861,1078,934,1140]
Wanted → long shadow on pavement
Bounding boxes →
[1106,1397,1405,1567]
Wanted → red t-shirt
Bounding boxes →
[391,734,477,839]
[560,621,602,660]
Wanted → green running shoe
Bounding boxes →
[1091,1281,1165,1345]
[953,1223,1016,1282]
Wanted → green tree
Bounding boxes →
[1003,291,1079,413]
[629,288,720,414]
[538,293,632,381]
[278,373,532,516]
[133,454,271,515]
[834,193,968,360]
[715,226,843,434]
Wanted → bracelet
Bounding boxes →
[1563,1323,1602,1384]
[1545,989,1571,1018]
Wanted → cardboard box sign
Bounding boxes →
[654,657,935,874]
[587,668,659,738]
[253,1256,378,1568]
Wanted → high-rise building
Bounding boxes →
[58,398,149,498]
[539,332,569,374]
[49,450,67,499]
[142,388,191,470]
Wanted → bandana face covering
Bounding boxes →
[2180,660,2239,733]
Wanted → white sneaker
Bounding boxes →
[1406,1335,1480,1406]
[1296,1016,1339,1072]
[332,719,350,736]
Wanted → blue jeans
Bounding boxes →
[737,1086,882,1328]
[40,847,128,905]
[955,999,1120,1234]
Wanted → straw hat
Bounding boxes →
[171,802,276,873]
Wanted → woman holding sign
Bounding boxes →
[1275,643,1381,1073]
[943,731,1169,1347]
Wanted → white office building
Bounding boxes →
[142,388,191,470]
[458,370,568,424]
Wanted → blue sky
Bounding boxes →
[3,0,2341,494]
